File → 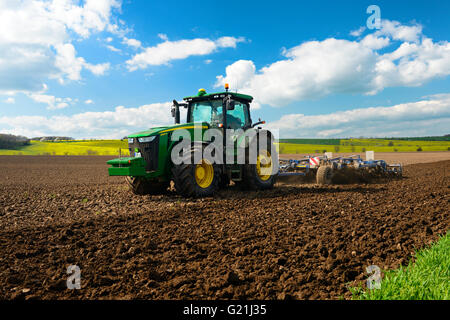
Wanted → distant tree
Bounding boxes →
[0,133,30,149]
[388,141,394,146]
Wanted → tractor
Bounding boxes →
[107,84,277,197]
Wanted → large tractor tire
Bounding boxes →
[240,144,276,191]
[316,165,333,185]
[126,176,169,195]
[172,147,221,197]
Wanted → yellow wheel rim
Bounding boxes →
[195,159,214,188]
[257,150,273,181]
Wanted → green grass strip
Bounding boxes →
[352,232,450,300]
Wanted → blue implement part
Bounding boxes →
[277,154,402,178]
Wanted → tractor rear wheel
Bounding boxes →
[241,147,276,190]
[125,176,169,195]
[172,148,221,197]
[316,166,333,185]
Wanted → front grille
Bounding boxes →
[129,136,159,171]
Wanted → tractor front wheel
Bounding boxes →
[172,149,221,197]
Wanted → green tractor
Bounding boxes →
[107,86,278,197]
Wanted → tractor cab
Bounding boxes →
[172,87,254,130]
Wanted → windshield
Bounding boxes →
[189,100,223,126]
[226,102,249,129]
[189,99,250,129]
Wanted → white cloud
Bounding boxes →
[350,26,366,37]
[360,34,390,50]
[0,102,174,139]
[54,43,110,83]
[106,44,121,52]
[266,94,450,138]
[0,0,120,94]
[215,20,450,107]
[204,59,213,64]
[157,34,168,41]
[216,59,256,92]
[84,61,111,76]
[126,36,245,71]
[29,93,74,110]
[376,20,422,43]
[122,37,142,49]
[48,0,122,38]
[1,95,449,139]
[216,36,245,48]
[84,99,94,104]
[3,97,15,104]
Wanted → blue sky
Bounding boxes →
[0,0,449,138]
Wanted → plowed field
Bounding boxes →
[0,154,448,300]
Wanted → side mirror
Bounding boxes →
[172,99,180,124]
[227,100,235,110]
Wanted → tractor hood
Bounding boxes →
[127,122,208,138]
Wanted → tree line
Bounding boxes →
[0,133,30,149]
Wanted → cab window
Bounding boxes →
[190,100,222,125]
[226,102,249,129]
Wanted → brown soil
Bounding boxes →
[0,155,448,300]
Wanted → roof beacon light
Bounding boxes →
[225,83,229,91]
[198,88,206,96]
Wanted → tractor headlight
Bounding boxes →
[138,136,156,143]
[128,138,134,144]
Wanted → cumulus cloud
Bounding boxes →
[0,102,174,139]
[54,43,110,83]
[266,94,450,138]
[84,99,94,104]
[29,93,75,110]
[2,94,448,139]
[126,36,245,71]
[106,44,121,52]
[215,20,450,107]
[376,20,422,43]
[157,33,168,41]
[0,0,120,94]
[122,37,142,49]
[350,26,366,37]
[3,97,15,104]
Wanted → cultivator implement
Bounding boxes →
[278,152,402,184]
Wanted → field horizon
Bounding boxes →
[0,136,449,156]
